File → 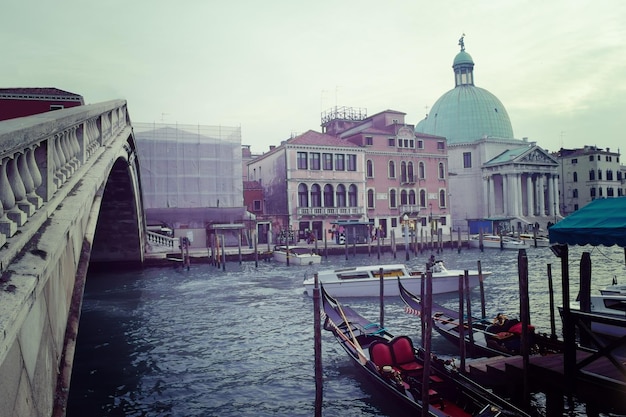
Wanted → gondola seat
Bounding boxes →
[369,340,394,368]
[388,336,423,375]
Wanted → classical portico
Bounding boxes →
[483,146,560,228]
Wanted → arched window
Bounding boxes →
[418,161,425,179]
[439,190,446,207]
[389,189,397,208]
[409,189,416,205]
[401,161,407,183]
[298,183,309,207]
[589,170,595,181]
[336,184,347,207]
[367,189,375,208]
[348,184,357,207]
[573,172,578,182]
[419,189,426,207]
[388,161,396,178]
[598,170,602,180]
[366,160,373,177]
[438,162,445,179]
[407,162,414,182]
[311,184,321,207]
[400,189,408,205]
[324,184,334,207]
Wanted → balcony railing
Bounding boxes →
[296,206,365,217]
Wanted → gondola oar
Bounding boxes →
[335,302,368,365]
[323,312,369,365]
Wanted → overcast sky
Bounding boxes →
[3,1,625,155]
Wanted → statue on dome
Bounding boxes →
[458,34,465,51]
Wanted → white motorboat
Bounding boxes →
[272,246,321,265]
[303,261,490,297]
[561,294,626,339]
[517,233,550,247]
[468,234,526,250]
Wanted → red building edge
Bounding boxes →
[0,87,85,121]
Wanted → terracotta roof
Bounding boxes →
[287,130,361,148]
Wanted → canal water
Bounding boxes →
[66,245,626,416]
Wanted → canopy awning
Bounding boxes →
[548,197,626,247]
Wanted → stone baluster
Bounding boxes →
[21,147,43,209]
[0,156,22,235]
[28,145,45,204]
[57,131,71,179]
[50,134,63,189]
[69,126,81,170]
[86,119,99,157]
[8,154,35,218]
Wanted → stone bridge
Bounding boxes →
[0,100,146,417]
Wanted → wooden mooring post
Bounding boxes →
[313,273,322,417]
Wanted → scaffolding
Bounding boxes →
[134,122,242,209]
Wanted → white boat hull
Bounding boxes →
[468,236,526,250]
[304,263,489,297]
[273,247,321,265]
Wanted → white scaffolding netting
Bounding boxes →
[134,122,242,209]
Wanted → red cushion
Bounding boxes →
[369,342,393,367]
[509,322,535,334]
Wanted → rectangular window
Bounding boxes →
[409,139,414,148]
[297,152,308,169]
[463,152,472,168]
[323,153,333,170]
[347,154,357,171]
[253,200,262,211]
[571,158,577,164]
[310,152,320,170]
[388,138,395,147]
[437,141,445,150]
[365,136,373,146]
[418,140,424,149]
[335,154,345,171]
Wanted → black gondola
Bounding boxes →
[320,285,530,416]
[398,278,562,358]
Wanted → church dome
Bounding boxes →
[416,39,514,144]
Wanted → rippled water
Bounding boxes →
[66,245,626,416]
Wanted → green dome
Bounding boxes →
[416,43,514,144]
[453,51,474,66]
[416,85,514,144]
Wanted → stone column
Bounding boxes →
[526,174,533,216]
[537,174,546,217]
[548,174,555,218]
[489,176,496,217]
[502,174,508,216]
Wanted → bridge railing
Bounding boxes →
[0,100,130,265]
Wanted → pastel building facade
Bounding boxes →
[247,108,450,244]
[323,108,450,241]
[556,146,624,215]
[247,130,367,243]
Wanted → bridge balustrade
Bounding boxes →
[0,99,130,266]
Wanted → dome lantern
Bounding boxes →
[453,35,474,87]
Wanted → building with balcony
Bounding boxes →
[556,145,624,215]
[323,107,450,240]
[246,130,366,243]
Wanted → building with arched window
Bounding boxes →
[246,130,366,242]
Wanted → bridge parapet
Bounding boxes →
[0,100,129,268]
